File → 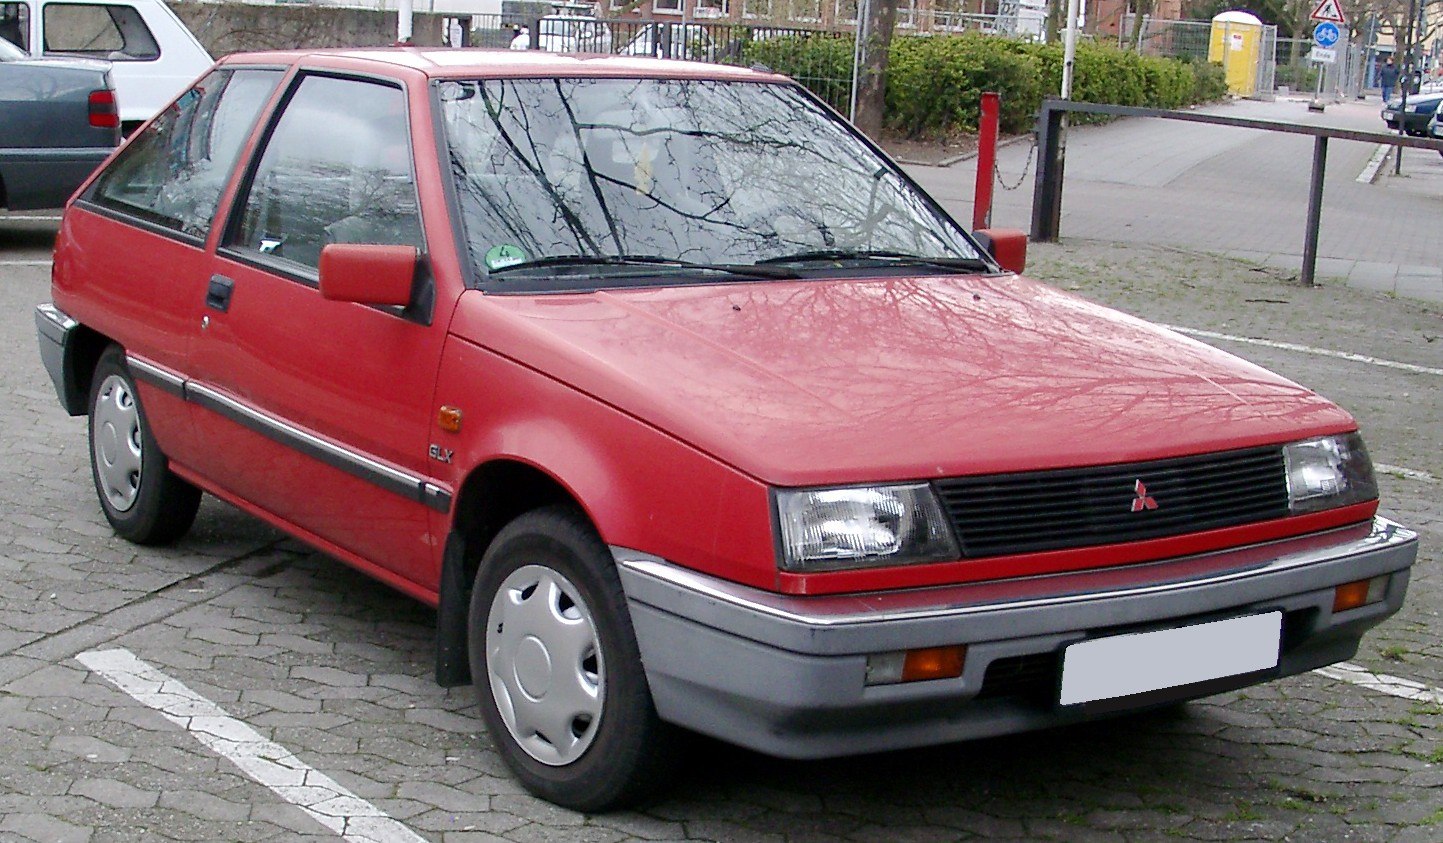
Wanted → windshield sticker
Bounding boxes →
[485,244,528,271]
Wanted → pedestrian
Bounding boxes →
[509,25,529,50]
[1380,56,1400,103]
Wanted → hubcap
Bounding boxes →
[92,374,142,513]
[487,564,603,766]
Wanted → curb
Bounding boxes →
[1357,143,1392,184]
[890,133,1032,168]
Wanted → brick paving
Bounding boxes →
[2,138,1441,841]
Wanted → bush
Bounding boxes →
[886,35,1042,136]
[742,30,1230,140]
[741,33,856,114]
[1190,59,1230,102]
[884,33,1225,139]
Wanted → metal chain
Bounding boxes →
[993,136,1038,191]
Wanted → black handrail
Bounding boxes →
[1030,98,1443,286]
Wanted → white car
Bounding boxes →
[0,0,211,129]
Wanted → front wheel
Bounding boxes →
[87,346,201,545]
[468,506,680,811]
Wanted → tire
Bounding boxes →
[468,506,680,811]
[87,346,201,545]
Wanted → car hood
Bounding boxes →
[455,273,1354,486]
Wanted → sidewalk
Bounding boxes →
[904,97,1443,305]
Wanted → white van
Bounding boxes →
[0,0,211,129]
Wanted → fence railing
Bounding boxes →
[1029,99,1443,285]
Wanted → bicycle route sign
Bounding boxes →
[1313,22,1340,48]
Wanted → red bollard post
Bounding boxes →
[973,92,1000,231]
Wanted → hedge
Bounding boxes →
[743,32,1230,138]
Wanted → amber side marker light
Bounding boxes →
[1333,576,1389,614]
[865,646,967,686]
[437,406,463,432]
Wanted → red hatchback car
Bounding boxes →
[36,48,1416,811]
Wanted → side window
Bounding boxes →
[0,2,29,50]
[42,3,158,59]
[89,69,283,237]
[232,75,422,274]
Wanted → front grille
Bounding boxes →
[934,446,1289,558]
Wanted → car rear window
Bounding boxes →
[88,69,283,238]
[42,3,158,60]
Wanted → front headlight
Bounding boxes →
[775,484,959,572]
[1283,432,1378,515]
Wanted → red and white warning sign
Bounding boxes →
[1310,0,1346,24]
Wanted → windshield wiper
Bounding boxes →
[490,254,797,280]
[756,249,994,272]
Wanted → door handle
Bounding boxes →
[205,275,235,312]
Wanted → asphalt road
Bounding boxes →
[1,98,1441,842]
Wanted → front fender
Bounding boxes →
[432,335,778,591]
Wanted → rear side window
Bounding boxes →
[89,69,283,237]
[42,3,158,60]
[0,2,30,51]
[230,75,423,273]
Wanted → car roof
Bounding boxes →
[217,47,789,84]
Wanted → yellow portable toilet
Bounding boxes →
[1207,11,1263,96]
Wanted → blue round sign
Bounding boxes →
[1313,22,1340,48]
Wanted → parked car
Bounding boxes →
[0,0,211,130]
[1381,89,1443,136]
[1428,105,1443,155]
[618,21,716,61]
[37,48,1417,812]
[0,35,117,210]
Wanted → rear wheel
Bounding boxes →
[468,506,680,811]
[87,346,200,545]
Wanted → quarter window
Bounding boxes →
[89,69,283,237]
[232,75,422,274]
[42,3,158,60]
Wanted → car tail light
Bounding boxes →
[88,90,120,129]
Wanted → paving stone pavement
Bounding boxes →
[1,213,1440,841]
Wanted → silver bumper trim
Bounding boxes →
[614,517,1414,630]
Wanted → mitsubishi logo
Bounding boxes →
[1131,479,1158,512]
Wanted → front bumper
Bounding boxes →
[615,517,1416,759]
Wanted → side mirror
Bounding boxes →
[318,244,418,307]
[974,228,1027,275]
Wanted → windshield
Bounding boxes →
[438,77,985,289]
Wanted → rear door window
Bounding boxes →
[229,74,423,275]
[0,2,29,50]
[42,2,159,60]
[88,69,284,238]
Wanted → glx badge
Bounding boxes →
[429,444,454,464]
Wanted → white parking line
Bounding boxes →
[1166,325,1443,377]
[0,259,51,267]
[1315,662,1443,705]
[76,648,428,843]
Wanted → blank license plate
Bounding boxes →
[1059,612,1282,707]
